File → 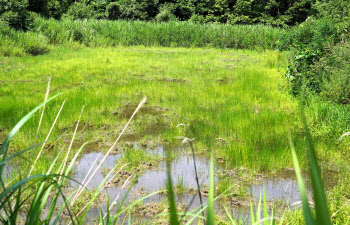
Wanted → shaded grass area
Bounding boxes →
[1,46,301,171]
[0,17,286,56]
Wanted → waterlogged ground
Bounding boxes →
[65,143,338,224]
[0,46,302,170]
[1,46,345,223]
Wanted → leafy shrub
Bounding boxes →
[107,2,121,20]
[90,0,108,19]
[20,32,50,55]
[47,0,70,19]
[0,22,49,56]
[0,0,32,30]
[284,18,338,95]
[117,0,157,20]
[27,0,70,19]
[156,10,175,22]
[65,2,92,20]
[188,14,205,23]
[155,4,177,22]
[313,41,350,104]
[314,0,350,23]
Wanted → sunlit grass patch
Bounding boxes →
[0,46,301,171]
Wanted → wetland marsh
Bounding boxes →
[1,46,349,224]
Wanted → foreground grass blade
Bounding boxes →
[0,136,61,167]
[256,195,261,223]
[223,206,237,225]
[250,202,255,224]
[45,143,87,225]
[301,112,331,225]
[0,93,62,176]
[263,187,268,224]
[166,155,179,225]
[206,154,215,225]
[289,134,314,224]
[26,150,63,224]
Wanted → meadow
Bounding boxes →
[1,20,350,224]
[0,46,299,170]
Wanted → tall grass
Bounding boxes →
[0,84,152,224]
[289,107,332,225]
[0,23,49,57]
[0,17,286,56]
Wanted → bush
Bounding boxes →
[155,4,177,22]
[107,2,121,20]
[284,18,338,95]
[0,21,49,56]
[65,2,92,20]
[188,14,205,23]
[155,10,176,22]
[90,0,108,19]
[313,41,350,104]
[0,23,24,56]
[117,0,157,20]
[21,32,50,55]
[0,0,32,30]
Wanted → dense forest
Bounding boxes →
[1,0,347,30]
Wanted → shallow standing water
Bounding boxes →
[67,144,312,223]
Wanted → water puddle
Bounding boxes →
[69,146,213,209]
[68,145,336,223]
[250,175,302,207]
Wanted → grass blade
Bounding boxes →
[166,154,179,225]
[289,134,314,224]
[206,154,215,225]
[301,112,331,225]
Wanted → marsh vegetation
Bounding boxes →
[2,0,350,224]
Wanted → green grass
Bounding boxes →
[0,17,286,57]
[0,46,301,171]
[2,45,350,224]
[32,17,285,49]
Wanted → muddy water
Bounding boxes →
[250,176,303,207]
[69,145,314,223]
[69,146,213,209]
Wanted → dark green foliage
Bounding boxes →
[0,0,324,26]
[107,2,121,20]
[28,0,69,19]
[117,0,157,20]
[90,0,109,19]
[0,0,32,30]
[284,0,316,26]
[314,0,350,38]
[65,2,92,20]
[312,41,350,104]
[314,0,350,23]
[155,3,177,22]
[47,0,71,19]
[28,0,50,17]
[284,18,338,95]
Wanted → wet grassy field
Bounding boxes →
[1,46,350,223]
[0,46,300,169]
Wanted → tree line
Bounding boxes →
[0,0,325,30]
